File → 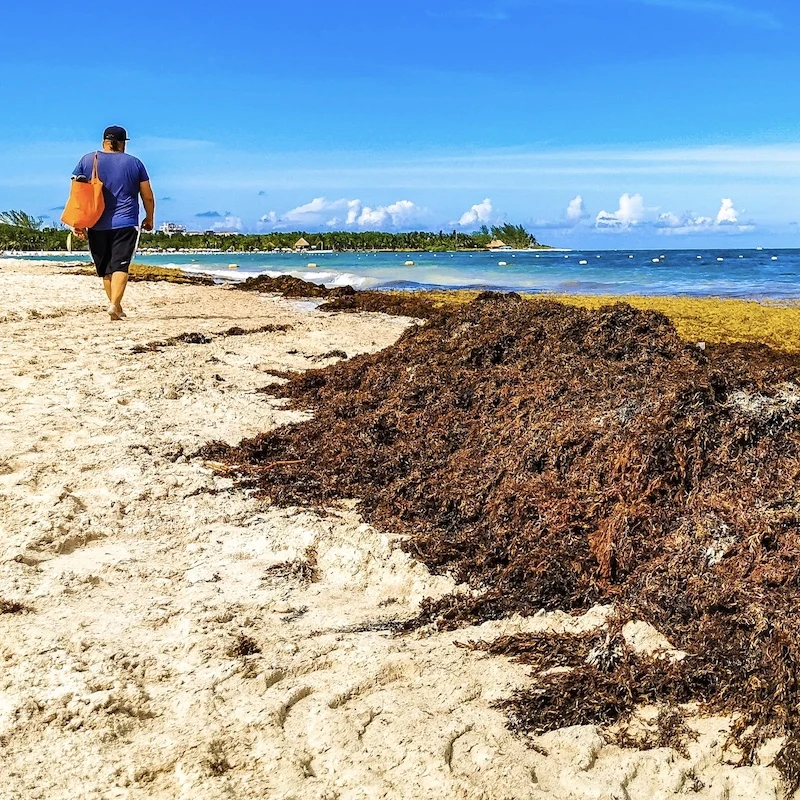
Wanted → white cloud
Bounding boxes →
[654,211,714,235]
[716,198,739,224]
[347,199,422,229]
[532,195,592,230]
[259,196,425,231]
[654,200,754,236]
[345,200,362,226]
[254,193,755,237]
[593,194,753,236]
[457,198,493,227]
[616,193,646,225]
[565,195,589,223]
[595,193,646,228]
[282,196,350,223]
[655,211,682,228]
[209,215,243,232]
[655,211,712,228]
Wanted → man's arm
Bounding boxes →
[140,180,155,231]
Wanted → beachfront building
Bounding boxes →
[487,239,512,251]
[160,222,187,236]
[294,237,311,252]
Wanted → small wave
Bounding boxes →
[294,270,380,289]
[180,266,248,282]
[375,280,509,292]
[181,264,384,290]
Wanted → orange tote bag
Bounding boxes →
[61,152,105,228]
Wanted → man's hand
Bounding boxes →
[141,217,154,232]
[73,227,87,240]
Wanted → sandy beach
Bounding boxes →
[0,258,790,800]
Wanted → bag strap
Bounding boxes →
[91,152,99,181]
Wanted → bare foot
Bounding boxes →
[107,303,122,321]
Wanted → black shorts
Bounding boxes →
[88,227,139,277]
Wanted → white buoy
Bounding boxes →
[579,260,588,265]
[772,256,779,260]
[757,246,763,250]
[717,257,724,262]
[405,260,415,266]
[498,261,508,266]
[228,264,239,270]
[697,256,702,259]
[306,262,318,268]
[739,255,744,258]
[628,255,634,258]
[652,258,660,263]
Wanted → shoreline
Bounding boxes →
[0,259,790,798]
[3,246,568,257]
[8,245,800,258]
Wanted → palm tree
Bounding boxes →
[0,210,45,230]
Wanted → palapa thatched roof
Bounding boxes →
[487,239,506,249]
[294,237,311,248]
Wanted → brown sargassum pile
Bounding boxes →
[130,324,293,353]
[233,272,453,318]
[233,273,355,299]
[201,293,800,784]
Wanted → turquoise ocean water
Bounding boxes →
[20,248,800,299]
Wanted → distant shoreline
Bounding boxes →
[2,246,567,257]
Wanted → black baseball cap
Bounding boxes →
[103,125,129,141]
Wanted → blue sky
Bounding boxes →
[2,0,800,246]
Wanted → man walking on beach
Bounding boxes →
[72,126,155,321]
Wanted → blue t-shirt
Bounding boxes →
[72,152,150,230]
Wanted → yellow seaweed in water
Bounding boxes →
[385,290,800,354]
[549,294,800,354]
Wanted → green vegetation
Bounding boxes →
[473,223,539,249]
[0,209,66,250]
[137,225,545,252]
[0,210,45,230]
[0,208,547,253]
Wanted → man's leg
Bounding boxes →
[109,271,128,318]
[87,230,112,307]
[105,228,137,320]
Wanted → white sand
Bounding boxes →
[0,259,789,799]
